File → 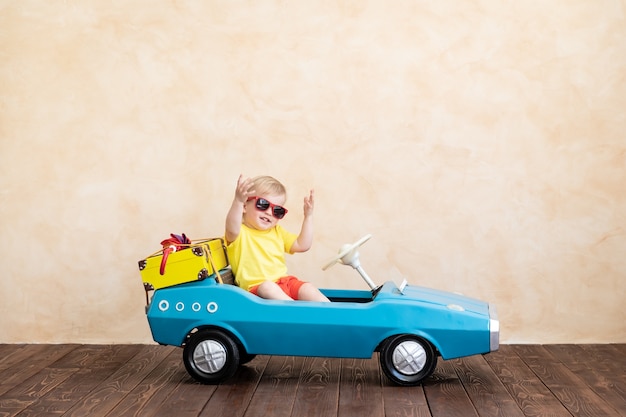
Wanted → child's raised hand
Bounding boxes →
[303,189,314,217]
[235,175,255,203]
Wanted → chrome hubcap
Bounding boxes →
[193,340,227,374]
[392,340,426,375]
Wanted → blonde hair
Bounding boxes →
[251,176,287,200]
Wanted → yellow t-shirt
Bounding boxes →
[226,224,297,291]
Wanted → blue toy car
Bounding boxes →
[144,235,499,386]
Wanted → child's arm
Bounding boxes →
[225,175,255,244]
[291,189,314,253]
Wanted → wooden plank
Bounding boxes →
[103,346,188,417]
[545,345,626,416]
[0,345,28,371]
[544,344,625,378]
[379,350,432,417]
[291,357,341,417]
[244,355,306,417]
[337,357,384,417]
[58,345,175,417]
[452,354,525,417]
[483,345,572,417]
[424,359,479,417]
[0,364,79,417]
[382,382,431,417]
[611,343,626,356]
[0,344,21,363]
[578,344,626,377]
[509,344,557,362]
[514,345,621,417]
[15,344,144,417]
[151,379,216,417]
[0,344,78,397]
[197,354,269,417]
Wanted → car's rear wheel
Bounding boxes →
[183,329,240,384]
[379,334,437,386]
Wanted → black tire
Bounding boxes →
[183,329,240,384]
[239,353,257,365]
[379,334,437,386]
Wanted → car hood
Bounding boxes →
[377,282,489,315]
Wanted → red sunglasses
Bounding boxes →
[247,196,288,219]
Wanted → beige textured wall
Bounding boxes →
[1,1,625,344]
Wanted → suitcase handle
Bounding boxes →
[159,245,177,275]
[158,233,191,275]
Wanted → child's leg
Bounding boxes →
[256,280,293,300]
[298,283,330,302]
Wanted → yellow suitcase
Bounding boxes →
[138,238,229,292]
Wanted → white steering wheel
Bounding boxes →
[322,234,372,271]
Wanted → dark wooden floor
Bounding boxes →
[0,344,624,417]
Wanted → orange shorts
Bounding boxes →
[249,276,306,300]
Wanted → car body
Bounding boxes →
[145,274,499,386]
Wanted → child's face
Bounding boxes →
[243,193,286,231]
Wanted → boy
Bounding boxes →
[225,175,329,302]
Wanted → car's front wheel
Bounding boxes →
[379,334,437,386]
[183,329,240,384]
